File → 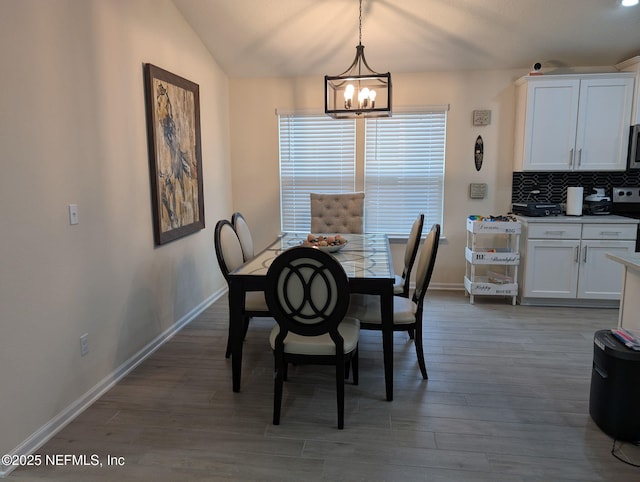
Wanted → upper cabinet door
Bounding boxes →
[575,77,634,171]
[513,74,635,172]
[522,79,580,171]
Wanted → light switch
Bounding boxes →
[68,204,79,225]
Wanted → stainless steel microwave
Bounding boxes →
[629,124,640,169]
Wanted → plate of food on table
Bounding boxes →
[302,234,348,252]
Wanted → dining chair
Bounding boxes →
[310,192,364,234]
[231,211,254,262]
[264,246,360,429]
[214,219,271,358]
[394,213,425,298]
[347,223,440,379]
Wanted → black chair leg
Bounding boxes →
[414,324,428,379]
[273,353,284,425]
[352,347,359,386]
[225,315,252,359]
[336,362,345,430]
[407,327,415,340]
[225,329,232,358]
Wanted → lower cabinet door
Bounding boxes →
[577,240,636,299]
[524,239,580,298]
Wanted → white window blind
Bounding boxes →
[364,110,446,235]
[278,114,356,232]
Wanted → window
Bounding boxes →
[364,111,446,235]
[279,114,356,232]
[278,108,447,235]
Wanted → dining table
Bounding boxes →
[227,232,396,401]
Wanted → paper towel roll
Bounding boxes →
[566,187,583,216]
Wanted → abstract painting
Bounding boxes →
[144,63,204,245]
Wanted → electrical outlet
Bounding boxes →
[80,333,89,356]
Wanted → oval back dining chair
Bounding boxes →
[347,223,440,379]
[394,213,424,298]
[310,192,364,234]
[231,211,254,262]
[214,219,271,358]
[264,246,360,429]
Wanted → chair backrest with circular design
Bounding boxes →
[265,247,350,341]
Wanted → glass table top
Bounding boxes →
[232,232,393,279]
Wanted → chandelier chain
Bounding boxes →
[358,0,362,45]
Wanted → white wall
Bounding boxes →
[229,69,528,286]
[0,0,230,461]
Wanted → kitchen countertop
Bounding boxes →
[606,252,640,271]
[515,214,639,224]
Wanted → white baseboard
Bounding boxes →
[0,288,226,478]
[429,282,465,291]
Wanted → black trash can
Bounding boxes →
[589,329,640,442]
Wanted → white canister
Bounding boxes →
[566,187,584,216]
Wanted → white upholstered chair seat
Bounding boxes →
[269,317,360,356]
[393,274,405,294]
[348,294,416,325]
[245,291,269,311]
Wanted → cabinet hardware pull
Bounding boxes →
[583,245,588,263]
[577,148,582,166]
[569,148,574,166]
[575,246,579,263]
[599,231,620,236]
[544,230,565,235]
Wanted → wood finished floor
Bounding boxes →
[9,291,640,481]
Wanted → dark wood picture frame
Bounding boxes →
[144,63,205,245]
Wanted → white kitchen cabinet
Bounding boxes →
[518,217,639,306]
[523,239,581,298]
[578,240,636,299]
[513,74,634,172]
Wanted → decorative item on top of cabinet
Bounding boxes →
[464,215,521,305]
[513,73,634,172]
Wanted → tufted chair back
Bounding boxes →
[310,192,364,234]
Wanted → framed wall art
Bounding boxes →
[144,63,205,245]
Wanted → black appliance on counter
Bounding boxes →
[511,202,562,217]
[590,330,640,442]
[612,187,640,251]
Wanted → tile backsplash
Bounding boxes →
[512,171,640,204]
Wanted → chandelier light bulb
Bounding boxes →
[344,84,355,109]
[359,87,370,108]
[622,0,639,6]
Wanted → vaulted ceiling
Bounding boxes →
[173,0,640,78]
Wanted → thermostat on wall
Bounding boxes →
[473,109,491,126]
[469,183,487,199]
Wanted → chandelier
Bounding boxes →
[324,0,391,118]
